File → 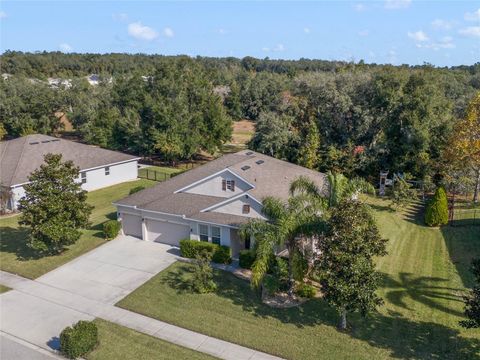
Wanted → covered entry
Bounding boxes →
[145,219,190,246]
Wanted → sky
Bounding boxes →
[0,1,479,67]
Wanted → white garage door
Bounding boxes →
[121,214,142,238]
[146,219,190,246]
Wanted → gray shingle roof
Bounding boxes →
[0,134,139,186]
[116,150,327,227]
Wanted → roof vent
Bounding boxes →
[241,165,251,171]
[41,140,50,143]
[51,139,60,142]
[255,160,264,165]
[245,151,253,155]
[29,142,39,145]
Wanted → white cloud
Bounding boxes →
[59,43,73,52]
[163,27,174,38]
[304,27,311,34]
[431,19,453,30]
[358,29,369,37]
[385,0,411,9]
[112,13,128,22]
[464,9,480,21]
[128,22,158,41]
[387,49,398,64]
[408,30,429,42]
[459,26,480,38]
[218,28,227,35]
[0,11,7,19]
[354,3,366,12]
[262,44,285,52]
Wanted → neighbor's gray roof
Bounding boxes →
[0,134,139,187]
[116,150,327,227]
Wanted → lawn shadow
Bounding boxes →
[381,272,465,317]
[0,226,44,260]
[402,201,426,226]
[89,211,117,238]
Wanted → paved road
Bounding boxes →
[1,332,63,360]
[0,236,282,360]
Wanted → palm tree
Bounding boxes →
[326,172,375,208]
[240,176,326,293]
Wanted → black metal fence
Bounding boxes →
[450,208,480,227]
[138,168,172,182]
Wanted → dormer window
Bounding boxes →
[222,179,235,191]
[242,204,250,214]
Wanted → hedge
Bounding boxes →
[425,186,449,226]
[60,320,98,359]
[103,220,121,240]
[239,249,256,269]
[179,239,231,264]
[129,185,145,195]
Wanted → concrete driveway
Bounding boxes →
[37,235,179,304]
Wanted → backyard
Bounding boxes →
[117,196,480,360]
[0,179,156,279]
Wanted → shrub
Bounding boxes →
[103,220,121,240]
[191,252,217,294]
[263,274,280,295]
[296,284,317,298]
[292,250,308,281]
[239,249,256,269]
[60,320,98,359]
[179,239,231,264]
[129,186,145,195]
[272,257,289,280]
[425,186,449,226]
[212,245,232,264]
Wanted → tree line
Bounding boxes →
[1,51,479,188]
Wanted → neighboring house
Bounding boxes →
[114,150,327,258]
[0,134,140,211]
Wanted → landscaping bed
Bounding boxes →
[117,197,480,360]
[0,179,156,279]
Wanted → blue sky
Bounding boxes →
[0,1,479,66]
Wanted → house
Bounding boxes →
[0,134,140,211]
[114,150,327,258]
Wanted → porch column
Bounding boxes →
[142,218,148,241]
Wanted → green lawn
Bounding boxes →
[139,165,185,175]
[0,284,11,293]
[0,179,156,279]
[86,319,216,360]
[118,197,480,360]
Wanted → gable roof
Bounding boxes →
[115,150,327,227]
[0,134,139,187]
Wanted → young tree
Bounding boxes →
[318,199,388,330]
[390,174,417,209]
[424,186,449,227]
[460,258,480,329]
[19,154,93,254]
[191,251,217,294]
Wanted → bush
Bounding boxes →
[191,252,217,294]
[212,245,232,264]
[425,186,449,226]
[296,284,317,298]
[129,186,145,195]
[103,220,121,240]
[239,249,256,269]
[179,239,231,264]
[263,274,280,295]
[292,250,308,281]
[60,320,98,359]
[272,257,289,280]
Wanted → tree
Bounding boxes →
[297,119,320,170]
[318,199,388,330]
[390,174,417,209]
[460,258,480,329]
[424,186,449,227]
[240,176,326,293]
[19,154,93,254]
[326,172,375,208]
[191,251,217,294]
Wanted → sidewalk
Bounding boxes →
[0,271,281,360]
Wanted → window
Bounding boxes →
[222,179,235,191]
[211,226,221,245]
[105,167,110,176]
[81,172,87,184]
[199,224,209,242]
[242,204,250,214]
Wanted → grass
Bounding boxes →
[118,196,480,360]
[0,179,156,279]
[86,319,216,360]
[139,165,184,175]
[0,284,11,293]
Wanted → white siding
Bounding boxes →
[79,160,138,191]
[209,195,265,219]
[184,170,252,198]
